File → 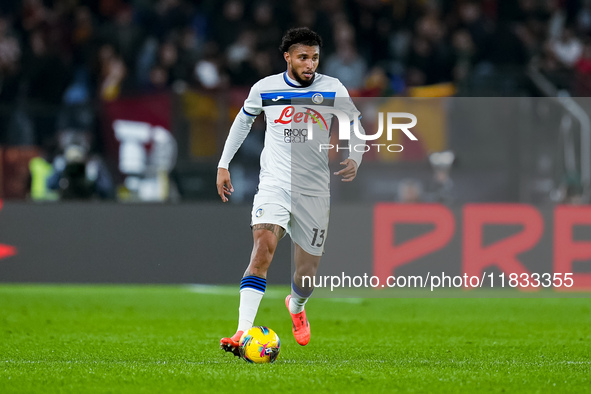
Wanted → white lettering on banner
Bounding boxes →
[113,119,178,201]
[113,120,177,175]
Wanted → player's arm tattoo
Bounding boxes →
[252,223,286,240]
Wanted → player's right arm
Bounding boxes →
[216,168,233,202]
[216,83,263,202]
[333,81,365,182]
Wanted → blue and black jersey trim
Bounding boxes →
[261,91,336,107]
[283,71,313,88]
[350,115,362,125]
[242,108,257,117]
[240,275,267,293]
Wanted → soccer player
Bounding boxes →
[217,27,365,356]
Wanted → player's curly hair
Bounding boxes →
[279,27,323,53]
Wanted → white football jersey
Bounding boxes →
[219,71,364,196]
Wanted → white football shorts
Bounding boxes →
[251,186,330,256]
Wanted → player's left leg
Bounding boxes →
[285,192,329,346]
[221,225,282,356]
[221,187,290,356]
[285,244,321,345]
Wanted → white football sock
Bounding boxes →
[237,288,264,332]
[237,275,266,333]
[289,292,309,314]
[289,278,313,314]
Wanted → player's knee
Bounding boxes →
[256,243,275,263]
[294,268,316,283]
[251,240,275,265]
[255,230,277,250]
[294,256,320,276]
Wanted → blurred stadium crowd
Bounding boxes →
[0,0,590,201]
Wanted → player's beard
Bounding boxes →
[293,70,315,87]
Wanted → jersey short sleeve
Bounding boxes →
[334,81,361,122]
[242,82,263,117]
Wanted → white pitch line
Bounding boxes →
[185,284,363,303]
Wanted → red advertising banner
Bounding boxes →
[374,204,591,291]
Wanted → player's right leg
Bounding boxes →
[221,188,290,356]
[220,225,284,356]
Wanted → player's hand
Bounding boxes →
[216,168,234,202]
[334,159,358,182]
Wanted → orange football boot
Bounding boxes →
[220,330,243,357]
[285,295,310,345]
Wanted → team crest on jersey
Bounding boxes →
[255,208,264,218]
[312,93,324,104]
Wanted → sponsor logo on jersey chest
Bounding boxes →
[275,106,328,143]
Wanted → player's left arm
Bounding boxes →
[334,157,358,182]
[334,82,365,182]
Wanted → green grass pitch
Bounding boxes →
[1,285,590,393]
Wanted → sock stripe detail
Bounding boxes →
[240,283,265,292]
[292,280,313,298]
[240,276,267,292]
